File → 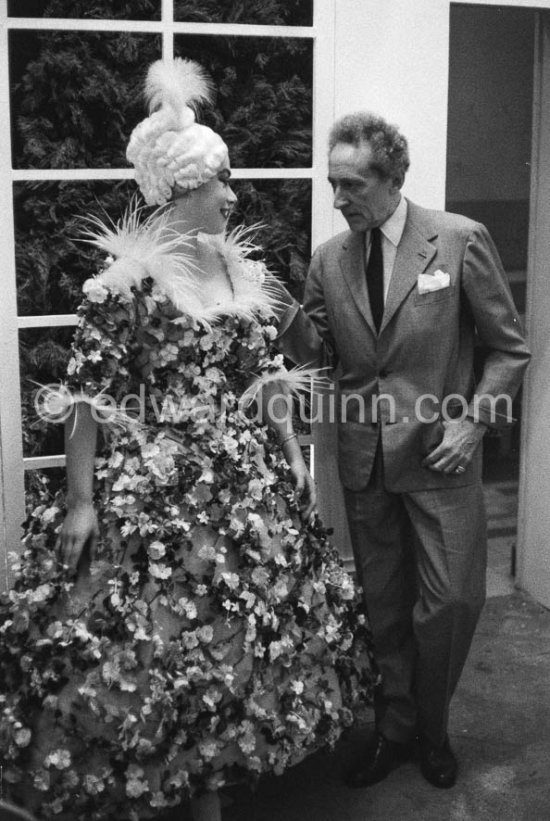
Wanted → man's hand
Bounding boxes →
[422,418,487,474]
[58,500,99,575]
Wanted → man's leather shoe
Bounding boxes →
[418,735,458,788]
[345,732,412,788]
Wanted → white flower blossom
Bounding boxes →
[14,727,32,747]
[41,506,60,525]
[221,572,239,590]
[30,584,52,603]
[198,544,217,562]
[83,277,109,303]
[197,625,214,643]
[177,598,198,620]
[149,562,172,580]
[45,748,72,770]
[147,540,166,560]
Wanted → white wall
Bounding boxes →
[333,0,451,218]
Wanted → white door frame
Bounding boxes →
[516,11,550,606]
[0,1,25,588]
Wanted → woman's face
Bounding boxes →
[171,168,237,234]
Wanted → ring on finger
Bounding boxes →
[454,465,466,474]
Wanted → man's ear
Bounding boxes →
[391,174,404,193]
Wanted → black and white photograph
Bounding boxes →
[0,2,549,820]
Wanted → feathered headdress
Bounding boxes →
[126,58,229,206]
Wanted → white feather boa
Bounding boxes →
[80,203,283,323]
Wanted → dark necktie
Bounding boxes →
[366,227,384,332]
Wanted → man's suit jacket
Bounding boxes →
[277,199,531,492]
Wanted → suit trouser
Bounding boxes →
[343,450,487,748]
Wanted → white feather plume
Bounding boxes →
[201,224,285,321]
[80,199,193,267]
[240,364,332,410]
[145,58,214,119]
[218,224,296,314]
[79,199,203,308]
[79,207,290,327]
[30,381,146,435]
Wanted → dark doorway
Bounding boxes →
[446,3,535,590]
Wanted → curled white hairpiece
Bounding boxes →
[126,58,229,206]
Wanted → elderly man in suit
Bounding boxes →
[275,112,530,789]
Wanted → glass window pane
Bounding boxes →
[20,326,74,458]
[174,0,313,26]
[10,31,161,169]
[174,35,312,168]
[25,469,66,505]
[231,178,311,299]
[14,180,136,317]
[8,0,161,20]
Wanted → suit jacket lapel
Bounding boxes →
[339,231,377,335]
[380,202,438,333]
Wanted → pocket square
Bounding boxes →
[417,269,450,294]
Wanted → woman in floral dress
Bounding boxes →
[0,59,372,821]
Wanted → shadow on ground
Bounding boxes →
[168,591,550,821]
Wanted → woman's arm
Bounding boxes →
[274,250,337,372]
[59,402,99,574]
[259,381,316,520]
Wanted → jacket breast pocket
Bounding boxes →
[413,285,455,306]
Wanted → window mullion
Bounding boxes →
[6,18,164,33]
[161,0,174,60]
[171,23,314,38]
[6,19,314,40]
[12,168,314,181]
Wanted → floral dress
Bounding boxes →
[0,213,373,821]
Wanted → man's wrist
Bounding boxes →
[465,415,488,437]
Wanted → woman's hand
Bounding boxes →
[289,456,317,521]
[58,500,99,575]
[278,429,317,521]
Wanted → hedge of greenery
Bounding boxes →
[10,0,313,464]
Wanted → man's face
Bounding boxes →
[328,141,402,231]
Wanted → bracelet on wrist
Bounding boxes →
[280,432,298,446]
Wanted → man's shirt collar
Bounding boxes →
[380,195,407,247]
